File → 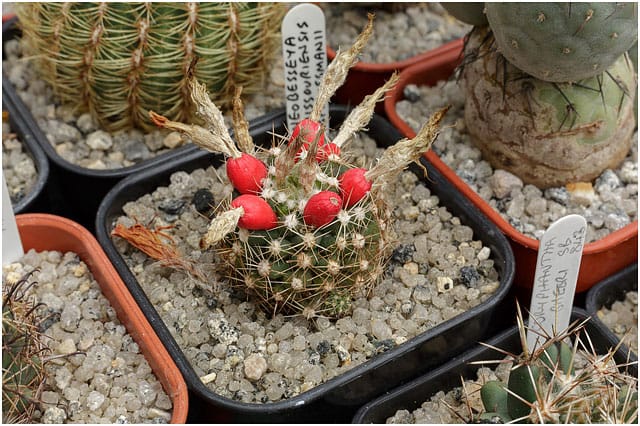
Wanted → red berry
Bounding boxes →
[339,168,372,208]
[303,191,343,228]
[231,194,278,230]
[226,153,268,195]
[290,118,326,148]
[316,142,341,162]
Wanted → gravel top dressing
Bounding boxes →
[396,79,638,243]
[2,251,172,424]
[597,290,638,355]
[2,118,37,205]
[110,132,501,404]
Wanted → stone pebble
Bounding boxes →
[395,79,638,243]
[2,119,37,205]
[2,251,172,424]
[598,290,638,355]
[113,131,501,404]
[324,3,470,63]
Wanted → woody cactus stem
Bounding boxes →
[146,16,449,318]
[16,2,286,131]
[2,270,50,423]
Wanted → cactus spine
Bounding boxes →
[476,307,638,423]
[16,2,286,132]
[148,15,448,318]
[2,270,49,423]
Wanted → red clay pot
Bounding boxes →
[15,213,189,423]
[384,42,638,295]
[327,38,464,115]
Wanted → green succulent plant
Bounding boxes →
[2,269,49,424]
[16,2,286,132]
[460,26,636,188]
[475,308,638,423]
[485,2,637,83]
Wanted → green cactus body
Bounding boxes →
[485,2,638,82]
[2,271,49,423]
[462,27,636,188]
[440,2,488,27]
[16,2,286,131]
[218,145,391,319]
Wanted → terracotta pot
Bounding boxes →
[15,213,189,424]
[327,38,464,116]
[384,42,638,295]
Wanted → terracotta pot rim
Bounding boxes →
[327,37,464,73]
[14,213,189,424]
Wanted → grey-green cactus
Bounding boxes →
[461,27,636,188]
[16,2,286,132]
[2,269,49,424]
[485,2,637,82]
[477,323,638,424]
[440,2,488,27]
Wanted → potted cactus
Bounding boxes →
[385,2,638,294]
[2,214,188,423]
[353,307,638,423]
[2,78,50,214]
[586,263,638,359]
[2,3,286,232]
[95,19,515,423]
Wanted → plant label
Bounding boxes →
[526,214,587,351]
[281,3,328,131]
[2,171,24,265]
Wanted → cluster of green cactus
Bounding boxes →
[444,2,638,188]
[147,15,447,318]
[475,314,638,423]
[16,2,286,132]
[2,269,49,423]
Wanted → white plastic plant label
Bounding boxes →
[281,3,328,131]
[2,171,24,265]
[526,214,587,351]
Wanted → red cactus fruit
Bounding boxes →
[339,168,372,208]
[303,191,343,228]
[226,153,268,195]
[290,118,326,148]
[231,194,278,230]
[316,142,341,162]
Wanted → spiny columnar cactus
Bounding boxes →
[2,269,49,424]
[16,2,286,132]
[476,311,638,423]
[485,2,638,82]
[150,15,448,318]
[461,27,636,188]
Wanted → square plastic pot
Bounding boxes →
[384,40,638,295]
[95,105,515,423]
[353,307,638,423]
[585,263,638,361]
[3,80,50,214]
[14,213,189,423]
[2,18,201,234]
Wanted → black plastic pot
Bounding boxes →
[585,263,638,361]
[2,17,201,233]
[2,78,50,214]
[95,106,515,423]
[353,308,638,423]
